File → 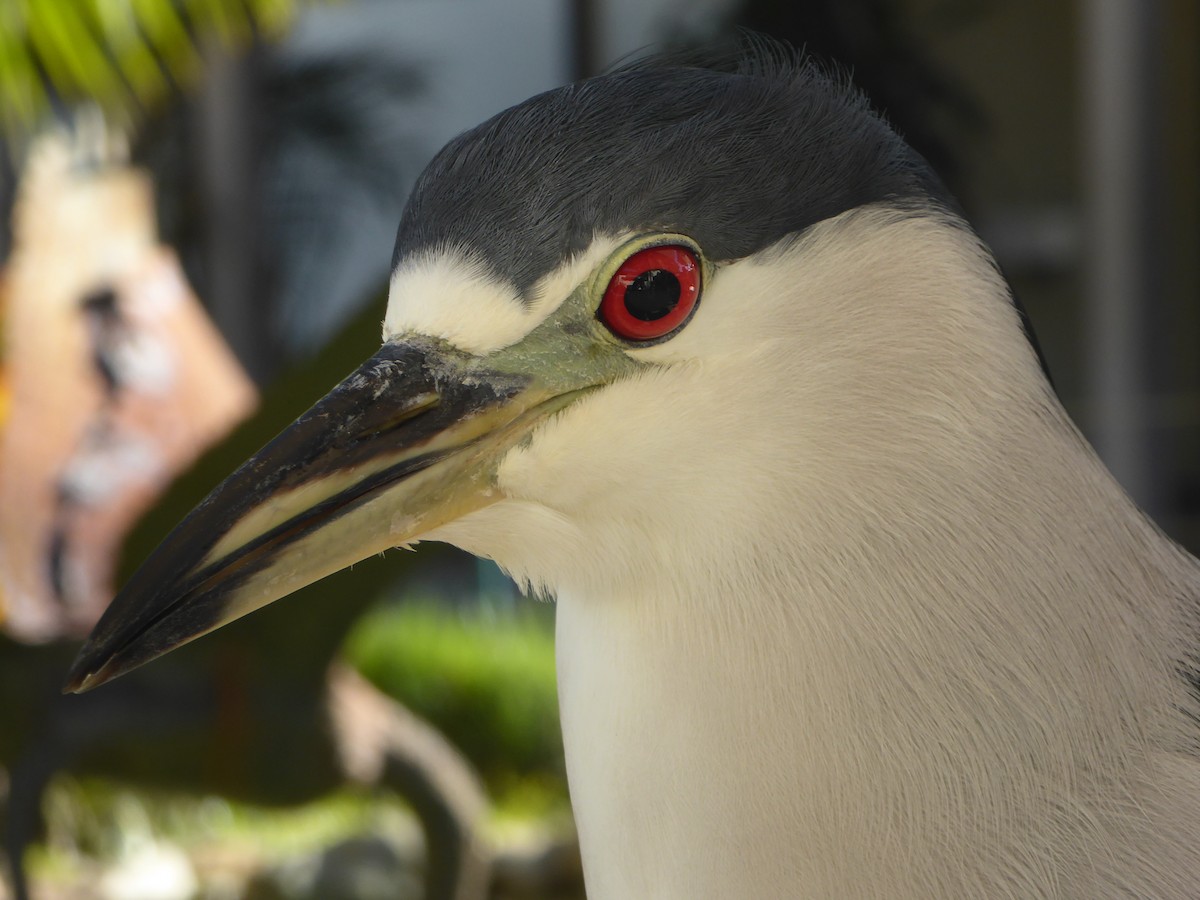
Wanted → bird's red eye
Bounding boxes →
[599,245,701,341]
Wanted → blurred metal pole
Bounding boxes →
[570,0,599,79]
[197,41,274,384]
[1081,0,1164,511]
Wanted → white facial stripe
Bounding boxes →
[384,250,524,355]
[384,237,624,356]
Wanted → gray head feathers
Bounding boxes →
[391,46,951,297]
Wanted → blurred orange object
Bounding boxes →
[0,138,257,641]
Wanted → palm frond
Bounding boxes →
[0,0,321,137]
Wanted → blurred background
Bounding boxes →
[0,0,1196,897]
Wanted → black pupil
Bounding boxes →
[624,269,681,321]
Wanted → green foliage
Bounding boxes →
[38,776,402,862]
[0,0,312,136]
[345,600,568,808]
[28,775,423,892]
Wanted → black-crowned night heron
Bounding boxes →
[67,51,1200,897]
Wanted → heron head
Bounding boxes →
[66,51,1037,692]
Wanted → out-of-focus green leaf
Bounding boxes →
[0,26,41,135]
[28,0,124,100]
[91,5,168,107]
[191,0,250,46]
[129,0,201,89]
[0,0,326,137]
[346,601,569,808]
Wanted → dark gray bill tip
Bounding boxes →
[63,608,199,693]
[63,656,116,694]
[64,641,136,693]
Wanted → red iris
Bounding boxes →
[599,245,701,341]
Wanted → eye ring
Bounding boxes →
[599,244,701,342]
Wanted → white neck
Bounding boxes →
[552,434,1200,897]
[430,208,1200,897]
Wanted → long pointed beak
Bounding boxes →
[65,337,578,693]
